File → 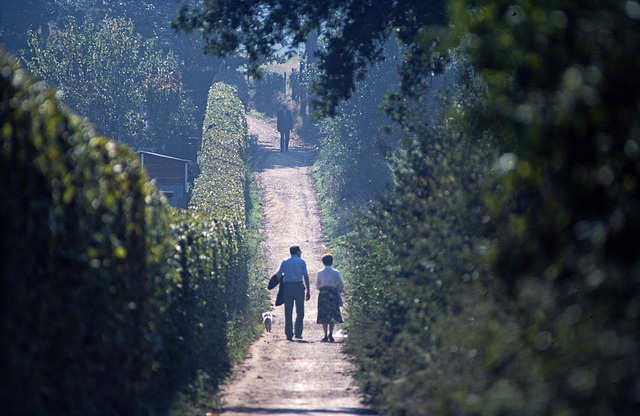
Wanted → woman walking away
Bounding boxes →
[316,253,344,342]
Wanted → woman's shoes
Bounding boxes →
[321,335,335,342]
[328,335,335,342]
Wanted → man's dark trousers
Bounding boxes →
[280,130,290,152]
[282,282,305,339]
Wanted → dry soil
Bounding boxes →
[216,115,374,416]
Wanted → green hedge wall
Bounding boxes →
[0,48,257,415]
[189,82,250,318]
[154,210,242,410]
[0,47,174,415]
[190,82,248,223]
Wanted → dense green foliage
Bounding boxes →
[1,48,174,415]
[190,82,248,222]
[24,16,197,150]
[2,0,247,143]
[188,80,268,329]
[253,72,286,116]
[1,48,264,415]
[172,0,446,117]
[166,93,269,413]
[312,41,402,237]
[446,1,640,414]
[165,79,267,416]
[160,208,262,414]
[316,1,640,415]
[340,55,499,415]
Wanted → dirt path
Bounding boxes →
[216,115,373,415]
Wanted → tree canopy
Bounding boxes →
[172,0,446,116]
[25,16,197,150]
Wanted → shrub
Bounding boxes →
[340,1,640,415]
[159,81,267,415]
[0,47,174,415]
[448,2,640,414]
[252,72,285,116]
[312,40,401,238]
[341,55,498,416]
[0,48,263,416]
[190,83,248,222]
[188,82,250,318]
[153,210,237,407]
[24,16,198,150]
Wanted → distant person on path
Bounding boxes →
[275,245,311,340]
[316,253,344,342]
[277,102,293,152]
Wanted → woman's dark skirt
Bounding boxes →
[317,287,343,324]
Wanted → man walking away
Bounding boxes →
[277,102,293,152]
[275,245,311,340]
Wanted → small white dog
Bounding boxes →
[262,312,273,332]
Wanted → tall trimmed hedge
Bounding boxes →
[189,82,250,318]
[190,82,248,222]
[155,210,244,409]
[0,47,173,415]
[0,48,259,415]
